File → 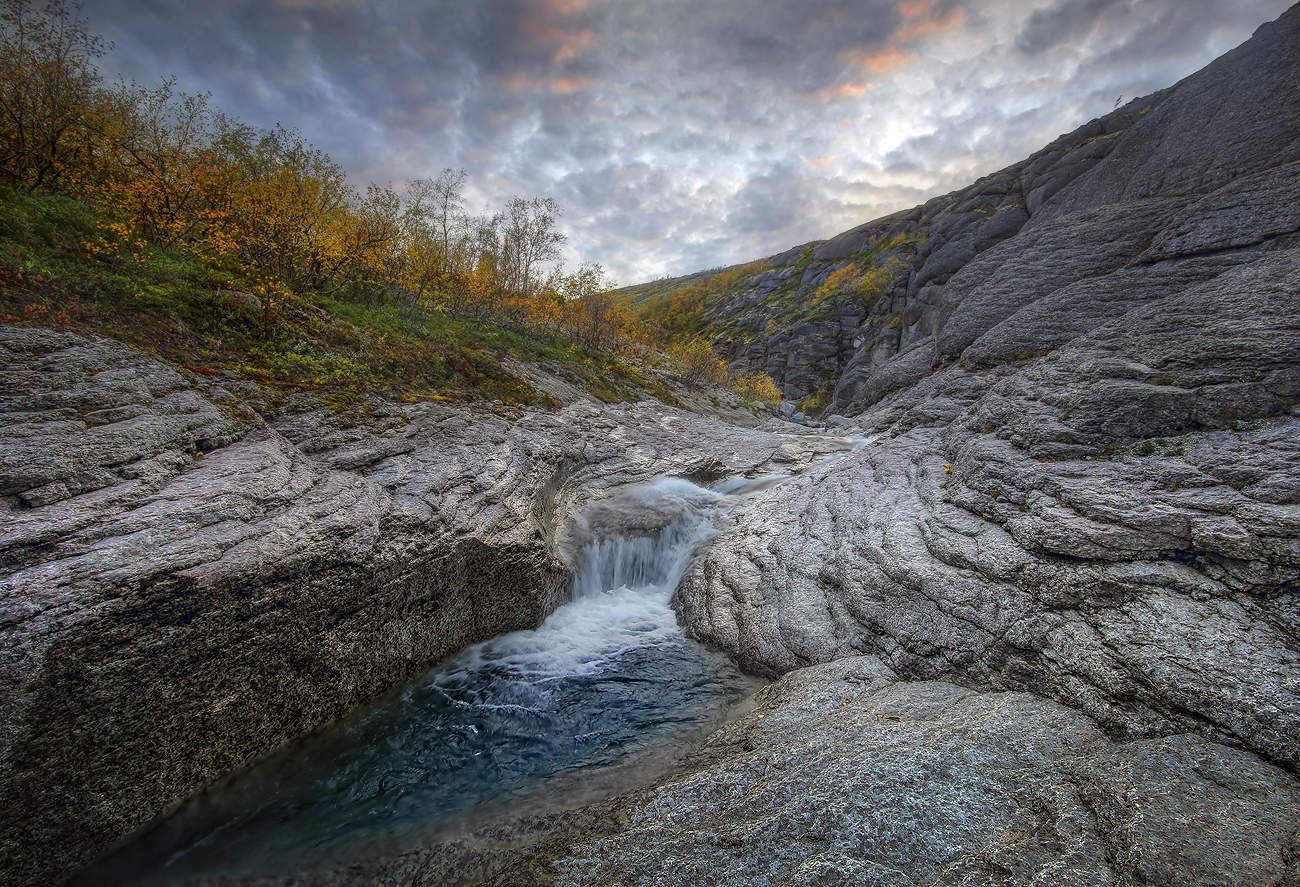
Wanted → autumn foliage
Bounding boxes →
[0,1,635,346]
[0,0,785,407]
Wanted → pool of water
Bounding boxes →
[78,475,778,885]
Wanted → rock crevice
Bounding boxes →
[0,325,843,887]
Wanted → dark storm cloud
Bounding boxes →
[81,0,1292,282]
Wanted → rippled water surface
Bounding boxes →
[80,475,779,885]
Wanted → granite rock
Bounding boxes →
[0,327,836,887]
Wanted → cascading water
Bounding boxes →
[79,474,782,886]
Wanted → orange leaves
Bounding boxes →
[0,0,635,362]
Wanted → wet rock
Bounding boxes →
[254,662,1300,887]
[0,327,832,887]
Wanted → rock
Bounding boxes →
[246,662,1300,887]
[932,195,1189,361]
[0,327,838,887]
[536,669,1300,887]
[219,290,261,311]
[676,266,1300,770]
[0,328,243,507]
[674,4,1300,779]
[779,400,797,417]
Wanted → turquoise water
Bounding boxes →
[78,476,776,885]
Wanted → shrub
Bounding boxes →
[670,337,729,386]
[732,371,781,405]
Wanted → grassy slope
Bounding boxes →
[0,191,677,410]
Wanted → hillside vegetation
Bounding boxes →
[0,0,779,410]
[620,235,919,414]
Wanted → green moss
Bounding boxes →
[793,245,814,273]
[0,188,666,411]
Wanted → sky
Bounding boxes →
[81,0,1292,284]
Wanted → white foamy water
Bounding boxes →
[76,473,785,886]
[445,476,736,683]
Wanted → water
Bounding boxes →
[80,474,782,885]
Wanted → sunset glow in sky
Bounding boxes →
[84,0,1292,282]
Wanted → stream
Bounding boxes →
[78,474,783,885]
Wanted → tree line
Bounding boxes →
[0,0,781,404]
[0,0,632,350]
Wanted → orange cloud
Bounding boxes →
[801,153,842,168]
[548,75,593,94]
[844,46,910,74]
[541,0,595,13]
[520,0,598,49]
[814,82,868,102]
[502,73,533,93]
[500,73,593,94]
[898,6,963,41]
[553,29,594,65]
[499,0,600,94]
[829,0,961,83]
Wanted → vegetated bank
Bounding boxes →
[248,8,1300,885]
[0,0,781,414]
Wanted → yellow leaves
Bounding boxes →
[670,337,730,386]
[811,254,901,311]
[811,264,863,308]
[3,2,639,362]
[732,371,782,405]
[668,339,783,406]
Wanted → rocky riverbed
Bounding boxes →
[253,660,1298,887]
[4,6,1300,887]
[0,324,849,886]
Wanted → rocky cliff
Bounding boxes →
[0,325,845,886]
[647,6,1300,416]
[672,3,1300,775]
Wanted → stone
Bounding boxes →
[673,5,1300,781]
[242,663,1300,887]
[0,327,842,887]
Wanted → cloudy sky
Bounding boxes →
[82,0,1291,283]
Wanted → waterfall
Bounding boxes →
[78,473,780,886]
[439,475,732,682]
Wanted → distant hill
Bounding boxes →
[624,4,1300,417]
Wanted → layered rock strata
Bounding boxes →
[0,326,837,887]
[675,5,1300,777]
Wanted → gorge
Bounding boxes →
[2,4,1300,886]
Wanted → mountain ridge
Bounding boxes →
[625,5,1299,417]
